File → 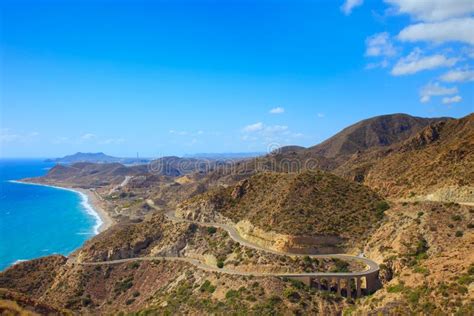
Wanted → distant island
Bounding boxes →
[45,152,151,165]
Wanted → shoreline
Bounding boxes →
[9,180,114,234]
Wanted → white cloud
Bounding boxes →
[365,32,397,57]
[242,122,264,133]
[0,129,20,143]
[100,138,126,145]
[269,107,285,114]
[391,49,457,76]
[264,125,288,133]
[419,82,458,103]
[398,17,474,45]
[241,123,304,145]
[81,133,96,140]
[317,113,325,118]
[341,0,364,15]
[0,129,39,143]
[385,0,474,22]
[442,95,462,104]
[364,1,474,104]
[365,60,390,70]
[440,69,474,82]
[169,130,189,136]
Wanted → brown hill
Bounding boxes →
[23,162,144,188]
[204,114,448,183]
[307,113,447,159]
[0,288,71,315]
[179,170,388,247]
[336,114,474,200]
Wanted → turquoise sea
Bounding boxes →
[0,159,99,270]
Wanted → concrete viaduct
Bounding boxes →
[75,206,381,299]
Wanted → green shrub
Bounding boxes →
[414,238,429,256]
[331,259,350,273]
[114,277,134,294]
[283,288,301,302]
[414,266,430,276]
[200,280,216,293]
[375,201,390,217]
[217,260,224,269]
[225,290,239,300]
[128,262,140,269]
[468,265,474,275]
[387,283,404,293]
[455,231,463,237]
[268,295,282,306]
[451,215,462,221]
[207,227,217,235]
[81,297,92,306]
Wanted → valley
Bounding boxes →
[1,113,472,315]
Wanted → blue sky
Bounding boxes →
[1,0,473,158]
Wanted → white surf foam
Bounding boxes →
[9,180,103,235]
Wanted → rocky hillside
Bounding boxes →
[205,114,449,180]
[353,201,474,315]
[1,200,471,315]
[336,114,474,200]
[307,113,446,159]
[22,162,146,188]
[2,113,471,315]
[0,257,347,315]
[0,288,71,315]
[0,213,360,315]
[178,170,388,252]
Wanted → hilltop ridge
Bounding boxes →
[2,112,472,315]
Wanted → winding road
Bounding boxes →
[73,202,380,283]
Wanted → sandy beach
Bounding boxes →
[74,188,114,233]
[10,180,114,234]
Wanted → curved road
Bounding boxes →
[74,205,379,280]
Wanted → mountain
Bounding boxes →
[210,114,449,179]
[23,162,147,188]
[336,113,474,200]
[178,170,388,252]
[307,113,447,159]
[46,152,151,165]
[2,113,472,315]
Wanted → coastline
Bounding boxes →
[9,180,114,234]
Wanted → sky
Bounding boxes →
[0,0,473,158]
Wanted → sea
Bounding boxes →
[0,159,100,271]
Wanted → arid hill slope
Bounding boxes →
[179,170,388,242]
[336,113,474,200]
[205,114,448,180]
[307,113,446,159]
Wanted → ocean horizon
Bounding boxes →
[0,159,100,270]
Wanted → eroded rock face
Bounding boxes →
[176,200,227,223]
[231,179,250,200]
[235,220,344,254]
[422,186,474,203]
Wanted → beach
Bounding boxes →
[10,180,114,234]
[74,188,114,233]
